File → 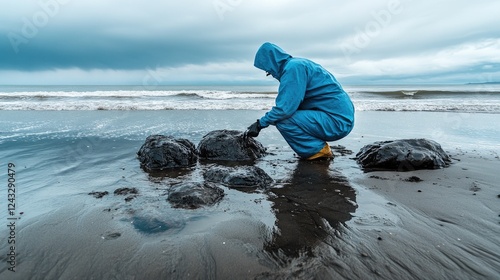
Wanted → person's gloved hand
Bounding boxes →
[245,120,262,138]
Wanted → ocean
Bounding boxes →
[1,84,499,112]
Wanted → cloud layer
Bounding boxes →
[1,0,499,85]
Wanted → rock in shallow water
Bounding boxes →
[356,138,451,171]
[167,182,224,209]
[137,135,197,171]
[204,165,273,189]
[197,130,267,161]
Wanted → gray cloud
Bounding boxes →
[1,0,499,84]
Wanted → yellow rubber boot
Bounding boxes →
[307,143,333,160]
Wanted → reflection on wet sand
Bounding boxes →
[266,159,357,258]
[143,167,195,181]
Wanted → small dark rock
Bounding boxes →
[331,145,353,156]
[405,176,423,182]
[356,138,451,171]
[114,187,138,196]
[369,175,389,180]
[124,195,136,202]
[167,182,224,209]
[204,165,273,189]
[137,135,198,171]
[89,191,109,199]
[197,130,267,161]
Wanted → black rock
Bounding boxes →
[331,145,353,156]
[197,130,267,161]
[204,165,273,189]
[404,176,423,182]
[113,187,139,202]
[356,138,451,171]
[137,135,197,171]
[167,182,224,209]
[88,191,109,199]
[114,187,138,195]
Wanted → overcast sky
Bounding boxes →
[1,0,499,85]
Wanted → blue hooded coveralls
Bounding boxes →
[254,42,355,158]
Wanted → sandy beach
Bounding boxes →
[0,110,499,279]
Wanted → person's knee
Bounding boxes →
[325,119,354,141]
[338,121,354,139]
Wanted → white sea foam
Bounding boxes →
[358,98,500,113]
[402,91,417,96]
[1,87,499,112]
[0,90,275,99]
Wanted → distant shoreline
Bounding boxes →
[466,81,500,85]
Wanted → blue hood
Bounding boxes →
[253,42,291,80]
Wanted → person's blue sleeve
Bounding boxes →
[259,64,307,127]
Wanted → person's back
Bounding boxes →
[286,57,354,125]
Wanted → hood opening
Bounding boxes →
[254,42,292,80]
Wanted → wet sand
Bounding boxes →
[0,110,499,279]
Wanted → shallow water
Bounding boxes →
[0,110,499,279]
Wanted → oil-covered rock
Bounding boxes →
[203,165,273,189]
[137,135,197,171]
[356,138,451,171]
[197,130,267,161]
[167,182,224,209]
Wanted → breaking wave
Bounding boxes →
[0,87,499,113]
